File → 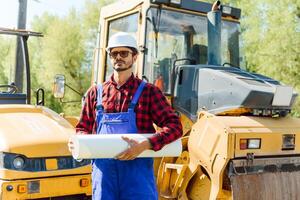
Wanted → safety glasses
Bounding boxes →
[109,51,133,59]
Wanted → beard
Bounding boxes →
[113,60,132,72]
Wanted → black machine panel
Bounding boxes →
[174,65,297,117]
[0,93,27,104]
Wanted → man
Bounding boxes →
[74,32,182,200]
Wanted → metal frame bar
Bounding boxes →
[0,27,43,37]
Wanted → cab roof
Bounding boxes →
[100,0,241,20]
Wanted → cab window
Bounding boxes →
[144,8,208,93]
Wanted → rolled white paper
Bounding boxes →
[71,134,182,159]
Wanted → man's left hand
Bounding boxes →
[116,136,151,160]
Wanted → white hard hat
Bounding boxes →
[106,32,138,53]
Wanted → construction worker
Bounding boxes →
[73,32,182,200]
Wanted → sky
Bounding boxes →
[0,0,85,29]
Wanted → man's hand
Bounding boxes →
[116,136,152,160]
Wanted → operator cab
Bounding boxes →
[97,0,241,85]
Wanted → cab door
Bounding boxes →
[97,3,144,84]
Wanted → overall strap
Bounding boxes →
[96,84,103,111]
[129,81,146,110]
[96,84,103,134]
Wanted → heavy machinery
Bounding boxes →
[0,28,91,199]
[91,0,300,199]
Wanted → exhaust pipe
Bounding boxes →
[207,1,222,66]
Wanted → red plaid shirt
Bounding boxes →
[76,74,182,151]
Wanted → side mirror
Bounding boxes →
[53,74,65,98]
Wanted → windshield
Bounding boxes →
[0,33,30,94]
[143,7,240,93]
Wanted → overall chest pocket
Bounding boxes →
[102,119,129,124]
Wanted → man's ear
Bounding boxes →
[133,54,138,62]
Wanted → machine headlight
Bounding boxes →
[0,152,90,171]
[240,138,261,150]
[0,152,32,171]
[248,139,261,149]
[13,156,25,170]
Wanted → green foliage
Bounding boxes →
[291,99,300,117]
[81,0,113,40]
[0,36,13,84]
[80,0,116,88]
[27,0,115,115]
[30,11,85,115]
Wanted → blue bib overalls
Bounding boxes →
[92,81,158,200]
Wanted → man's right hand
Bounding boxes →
[116,136,151,160]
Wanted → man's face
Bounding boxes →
[109,47,137,72]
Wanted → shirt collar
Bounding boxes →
[109,73,135,89]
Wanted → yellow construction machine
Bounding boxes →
[0,28,91,199]
[91,0,300,199]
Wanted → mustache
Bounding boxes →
[114,59,125,65]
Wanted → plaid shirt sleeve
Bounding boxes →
[147,85,183,151]
[75,85,97,134]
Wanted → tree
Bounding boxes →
[0,36,13,85]
[240,0,300,115]
[80,0,117,88]
[28,0,115,115]
[30,10,85,115]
